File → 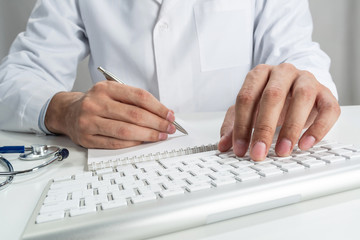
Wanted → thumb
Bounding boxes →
[218,105,235,152]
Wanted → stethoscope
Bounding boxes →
[0,144,69,190]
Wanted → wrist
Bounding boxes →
[45,91,84,135]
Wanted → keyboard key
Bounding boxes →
[291,150,311,157]
[112,189,136,199]
[320,155,346,163]
[342,151,360,159]
[345,146,360,152]
[201,155,222,161]
[102,199,127,210]
[308,147,328,154]
[235,173,260,182]
[159,188,185,198]
[251,158,274,164]
[217,158,239,165]
[258,168,284,177]
[70,205,97,217]
[85,195,108,205]
[40,200,79,214]
[321,143,352,150]
[102,172,121,180]
[272,159,298,167]
[231,161,254,168]
[211,177,236,187]
[186,183,211,192]
[231,167,257,175]
[281,164,305,172]
[300,160,326,168]
[251,163,277,172]
[311,152,335,159]
[132,193,157,203]
[186,175,212,184]
[292,156,317,163]
[96,168,114,175]
[210,171,234,179]
[211,164,234,172]
[328,149,352,155]
[36,211,64,224]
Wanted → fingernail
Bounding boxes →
[300,135,315,150]
[167,124,176,134]
[159,133,168,141]
[166,111,175,122]
[276,138,292,156]
[251,141,266,161]
[234,139,248,156]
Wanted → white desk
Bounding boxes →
[1,106,360,240]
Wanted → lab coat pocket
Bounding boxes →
[194,0,252,71]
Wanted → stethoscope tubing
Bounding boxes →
[0,156,14,189]
[0,148,69,190]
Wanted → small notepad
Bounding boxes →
[87,119,219,171]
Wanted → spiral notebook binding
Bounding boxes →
[89,143,218,171]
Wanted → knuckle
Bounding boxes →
[134,88,150,102]
[255,123,275,137]
[262,86,284,102]
[233,124,250,134]
[253,64,271,73]
[149,131,160,142]
[322,100,341,116]
[281,122,304,137]
[247,64,270,79]
[77,135,92,148]
[330,103,341,117]
[294,85,316,102]
[300,70,316,80]
[237,89,256,105]
[159,120,170,132]
[106,139,124,149]
[77,116,90,132]
[116,127,131,139]
[278,62,296,72]
[92,81,108,93]
[80,97,96,113]
[127,109,143,122]
[312,120,329,134]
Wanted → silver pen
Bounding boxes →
[97,66,188,135]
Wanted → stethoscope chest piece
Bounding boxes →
[19,144,60,161]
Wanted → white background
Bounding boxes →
[1,0,359,105]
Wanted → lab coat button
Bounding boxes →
[158,21,169,32]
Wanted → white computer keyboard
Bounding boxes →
[34,140,360,224]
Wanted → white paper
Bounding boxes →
[87,119,218,170]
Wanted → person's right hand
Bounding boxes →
[44,81,177,149]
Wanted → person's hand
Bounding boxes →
[45,81,176,149]
[218,63,341,161]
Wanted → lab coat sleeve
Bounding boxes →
[0,0,89,133]
[253,0,338,99]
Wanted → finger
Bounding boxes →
[93,117,169,142]
[250,63,298,161]
[80,135,142,149]
[275,72,317,156]
[99,101,176,134]
[298,88,341,150]
[104,82,172,120]
[218,106,235,152]
[233,64,272,156]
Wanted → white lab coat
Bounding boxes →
[0,0,337,134]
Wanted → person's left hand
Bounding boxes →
[218,63,341,161]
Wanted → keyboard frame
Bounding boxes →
[22,152,360,240]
